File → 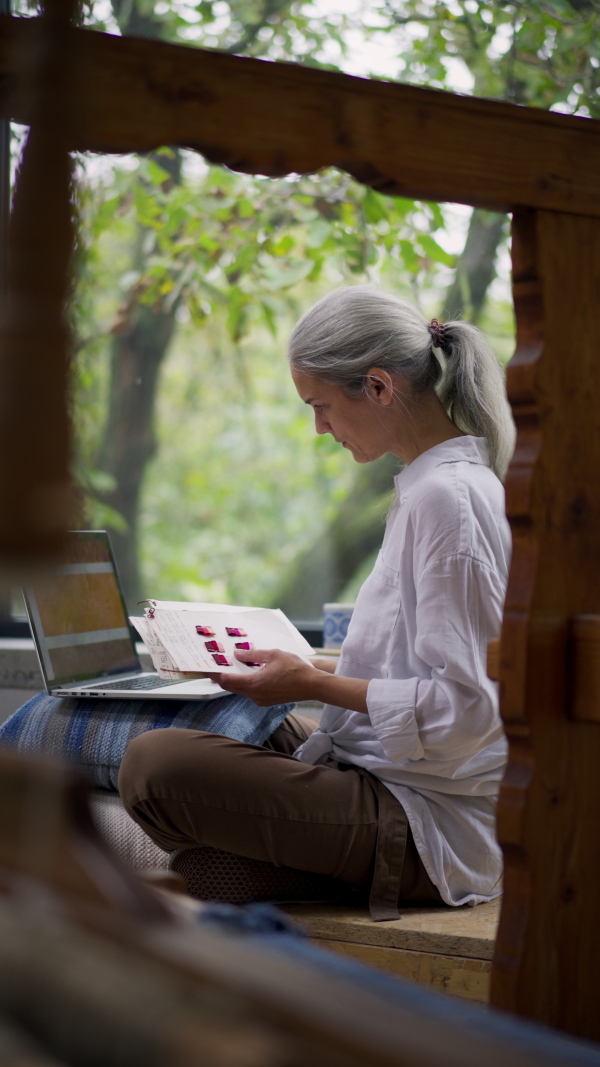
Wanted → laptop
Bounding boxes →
[24,530,227,701]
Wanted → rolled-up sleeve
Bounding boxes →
[367,553,505,764]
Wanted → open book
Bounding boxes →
[130,600,315,680]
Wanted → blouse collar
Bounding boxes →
[393,436,490,498]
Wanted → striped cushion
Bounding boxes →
[0,691,293,790]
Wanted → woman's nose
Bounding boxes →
[314,411,331,435]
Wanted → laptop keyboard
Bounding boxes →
[88,676,178,692]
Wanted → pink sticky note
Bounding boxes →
[226,627,247,637]
[205,641,224,653]
[212,653,230,666]
[196,625,216,636]
[235,641,252,650]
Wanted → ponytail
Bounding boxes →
[288,286,515,480]
[434,319,515,481]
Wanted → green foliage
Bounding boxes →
[139,311,360,604]
[82,0,358,67]
[72,153,456,447]
[72,0,597,609]
[100,159,453,334]
[368,1,600,115]
[72,152,457,601]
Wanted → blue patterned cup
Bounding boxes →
[323,603,355,649]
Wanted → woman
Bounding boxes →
[119,286,514,919]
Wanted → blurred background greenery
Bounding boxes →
[16,0,600,621]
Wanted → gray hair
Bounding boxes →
[287,286,515,480]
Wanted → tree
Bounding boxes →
[274,453,400,617]
[84,0,339,605]
[74,0,600,615]
[76,0,418,606]
[75,125,452,609]
[271,0,600,616]
[92,147,183,606]
[443,211,507,323]
[376,0,600,323]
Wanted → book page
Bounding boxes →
[131,615,211,678]
[130,615,181,675]
[132,604,314,675]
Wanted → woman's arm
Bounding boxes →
[366,553,506,764]
[310,655,339,675]
[208,648,369,712]
[210,555,504,766]
[215,559,505,760]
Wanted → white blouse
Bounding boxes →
[295,436,510,906]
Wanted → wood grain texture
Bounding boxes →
[491,210,600,1041]
[568,615,600,721]
[0,12,77,564]
[315,939,491,1003]
[2,15,600,216]
[487,638,501,681]
[284,901,499,960]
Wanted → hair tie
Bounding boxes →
[429,318,447,350]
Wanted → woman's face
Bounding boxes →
[291,368,394,464]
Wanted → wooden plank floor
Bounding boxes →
[284,900,500,1004]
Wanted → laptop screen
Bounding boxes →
[24,531,141,687]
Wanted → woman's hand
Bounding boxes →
[209,648,371,714]
[207,648,323,706]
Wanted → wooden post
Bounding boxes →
[0,3,76,569]
[491,208,600,1040]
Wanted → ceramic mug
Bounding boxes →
[323,603,355,649]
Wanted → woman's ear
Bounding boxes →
[365,368,395,406]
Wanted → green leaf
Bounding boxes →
[418,233,455,267]
[426,201,445,230]
[392,197,416,219]
[307,255,324,282]
[306,218,331,248]
[133,184,161,227]
[238,198,255,218]
[86,468,117,493]
[226,286,248,340]
[86,500,129,535]
[261,260,314,290]
[261,299,278,336]
[146,158,171,186]
[398,239,421,274]
[270,234,295,257]
[362,188,389,224]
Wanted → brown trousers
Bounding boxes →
[119,712,442,916]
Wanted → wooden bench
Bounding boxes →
[284,900,500,1004]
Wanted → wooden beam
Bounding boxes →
[491,208,600,1041]
[2,15,600,216]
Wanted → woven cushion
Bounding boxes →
[89,790,169,869]
[0,691,293,790]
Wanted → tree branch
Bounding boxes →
[221,0,293,55]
